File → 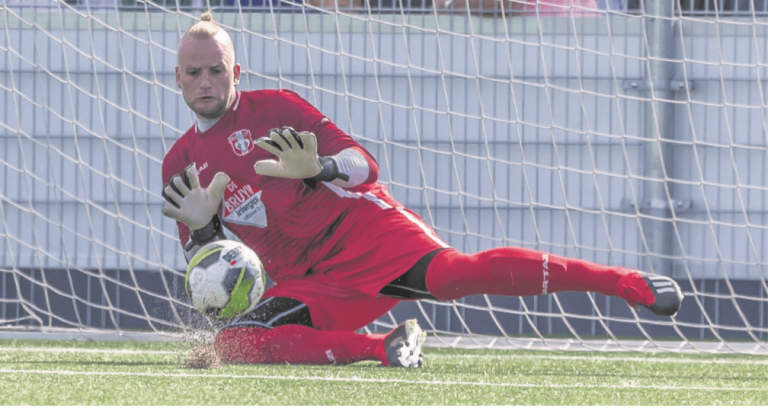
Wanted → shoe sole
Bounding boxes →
[386,319,426,368]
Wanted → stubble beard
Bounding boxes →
[188,91,233,120]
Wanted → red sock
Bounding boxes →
[215,325,387,365]
[425,248,632,300]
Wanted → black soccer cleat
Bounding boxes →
[617,272,684,317]
[384,319,427,368]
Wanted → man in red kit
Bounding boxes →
[162,13,683,368]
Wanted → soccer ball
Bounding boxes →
[185,240,266,320]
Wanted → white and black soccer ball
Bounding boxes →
[185,240,266,320]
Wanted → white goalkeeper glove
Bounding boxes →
[254,127,351,189]
[161,163,230,231]
[253,127,324,179]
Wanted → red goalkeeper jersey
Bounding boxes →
[162,89,404,283]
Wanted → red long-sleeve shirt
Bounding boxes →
[162,89,403,282]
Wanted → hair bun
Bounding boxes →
[200,12,213,22]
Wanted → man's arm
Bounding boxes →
[253,127,374,189]
[253,90,379,189]
[311,147,371,189]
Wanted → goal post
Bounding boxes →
[1,0,767,353]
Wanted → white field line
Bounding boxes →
[1,347,767,366]
[0,368,763,392]
[0,347,179,355]
[429,354,768,365]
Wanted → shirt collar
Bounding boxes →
[194,92,242,134]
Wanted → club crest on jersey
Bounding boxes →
[227,129,255,157]
[222,179,267,228]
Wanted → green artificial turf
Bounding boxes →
[0,339,766,405]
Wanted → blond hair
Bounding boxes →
[179,12,235,64]
[184,12,225,40]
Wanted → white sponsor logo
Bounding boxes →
[325,349,336,364]
[222,182,267,228]
[227,129,255,157]
[541,254,550,295]
[195,162,208,175]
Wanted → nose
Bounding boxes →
[200,71,212,88]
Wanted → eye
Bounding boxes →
[187,69,199,76]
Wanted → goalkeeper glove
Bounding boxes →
[162,163,230,231]
[254,127,323,179]
[254,127,350,188]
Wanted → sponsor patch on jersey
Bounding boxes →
[227,129,255,157]
[222,179,267,228]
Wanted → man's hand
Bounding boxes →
[253,127,323,179]
[162,163,230,230]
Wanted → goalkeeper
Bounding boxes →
[162,13,683,368]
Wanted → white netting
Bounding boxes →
[1,0,767,353]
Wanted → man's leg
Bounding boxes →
[216,317,425,367]
[214,296,385,365]
[214,279,425,367]
[381,247,683,316]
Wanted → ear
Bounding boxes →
[233,63,241,87]
[175,66,182,89]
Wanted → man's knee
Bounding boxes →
[379,248,449,300]
[214,324,324,365]
[215,326,269,364]
[215,296,314,364]
[226,297,313,330]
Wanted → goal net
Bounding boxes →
[2,0,767,354]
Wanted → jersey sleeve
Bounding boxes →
[275,89,379,185]
[161,146,191,249]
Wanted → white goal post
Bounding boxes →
[1,0,768,354]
